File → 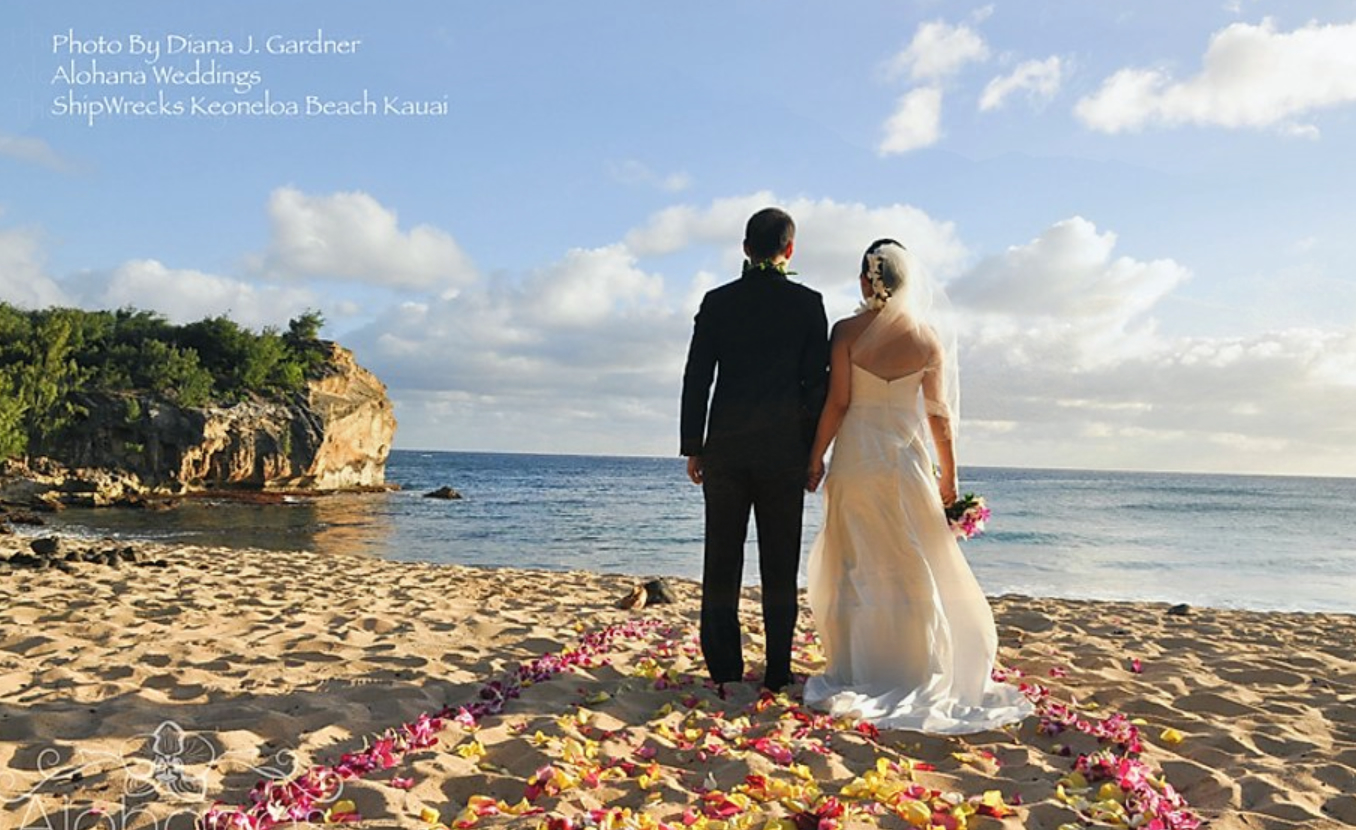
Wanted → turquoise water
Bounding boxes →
[35,450,1356,614]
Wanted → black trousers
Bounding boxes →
[699,458,804,685]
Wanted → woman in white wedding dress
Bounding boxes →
[803,239,1032,734]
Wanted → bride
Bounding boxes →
[803,239,1032,734]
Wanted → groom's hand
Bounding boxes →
[686,455,704,485]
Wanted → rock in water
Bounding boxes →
[118,496,177,511]
[424,486,463,500]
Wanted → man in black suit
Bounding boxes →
[680,207,830,691]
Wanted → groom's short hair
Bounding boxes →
[744,208,796,262]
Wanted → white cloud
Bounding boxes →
[96,259,320,329]
[879,87,944,155]
[1075,18,1356,134]
[959,324,1356,475]
[523,244,666,328]
[885,20,990,81]
[979,57,1064,111]
[875,19,987,156]
[938,216,1356,475]
[623,192,788,258]
[0,133,72,173]
[609,159,692,192]
[0,226,68,308]
[259,187,479,289]
[344,243,689,455]
[1281,122,1321,140]
[949,216,1190,327]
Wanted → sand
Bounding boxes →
[1,537,1354,830]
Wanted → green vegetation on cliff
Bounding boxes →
[0,304,329,459]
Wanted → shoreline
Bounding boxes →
[7,518,1351,618]
[3,536,1354,829]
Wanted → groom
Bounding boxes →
[680,207,829,691]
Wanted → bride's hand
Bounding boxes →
[938,476,958,507]
[806,457,826,492]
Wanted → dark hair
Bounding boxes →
[861,238,905,275]
[744,208,796,262]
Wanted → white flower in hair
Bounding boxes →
[857,251,892,313]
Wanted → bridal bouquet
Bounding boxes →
[946,493,990,540]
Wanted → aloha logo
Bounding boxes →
[1,721,324,830]
[125,722,214,803]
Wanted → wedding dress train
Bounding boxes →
[804,364,1032,734]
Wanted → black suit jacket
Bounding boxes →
[680,267,829,468]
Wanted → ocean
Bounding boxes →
[31,450,1356,615]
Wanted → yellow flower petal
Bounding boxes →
[1061,771,1089,791]
[455,739,486,759]
[897,799,932,827]
[1160,727,1185,746]
[529,730,554,747]
[501,798,534,816]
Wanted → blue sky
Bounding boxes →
[3,1,1355,475]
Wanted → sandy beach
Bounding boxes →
[2,537,1353,830]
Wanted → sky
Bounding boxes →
[3,1,1356,476]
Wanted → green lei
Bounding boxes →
[741,259,797,277]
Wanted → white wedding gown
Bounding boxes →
[804,363,1033,734]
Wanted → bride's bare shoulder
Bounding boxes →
[831,311,875,340]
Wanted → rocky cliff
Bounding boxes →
[2,343,395,506]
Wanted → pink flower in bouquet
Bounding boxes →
[945,493,990,540]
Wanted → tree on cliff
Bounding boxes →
[0,303,330,459]
[0,308,92,457]
[284,310,330,378]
